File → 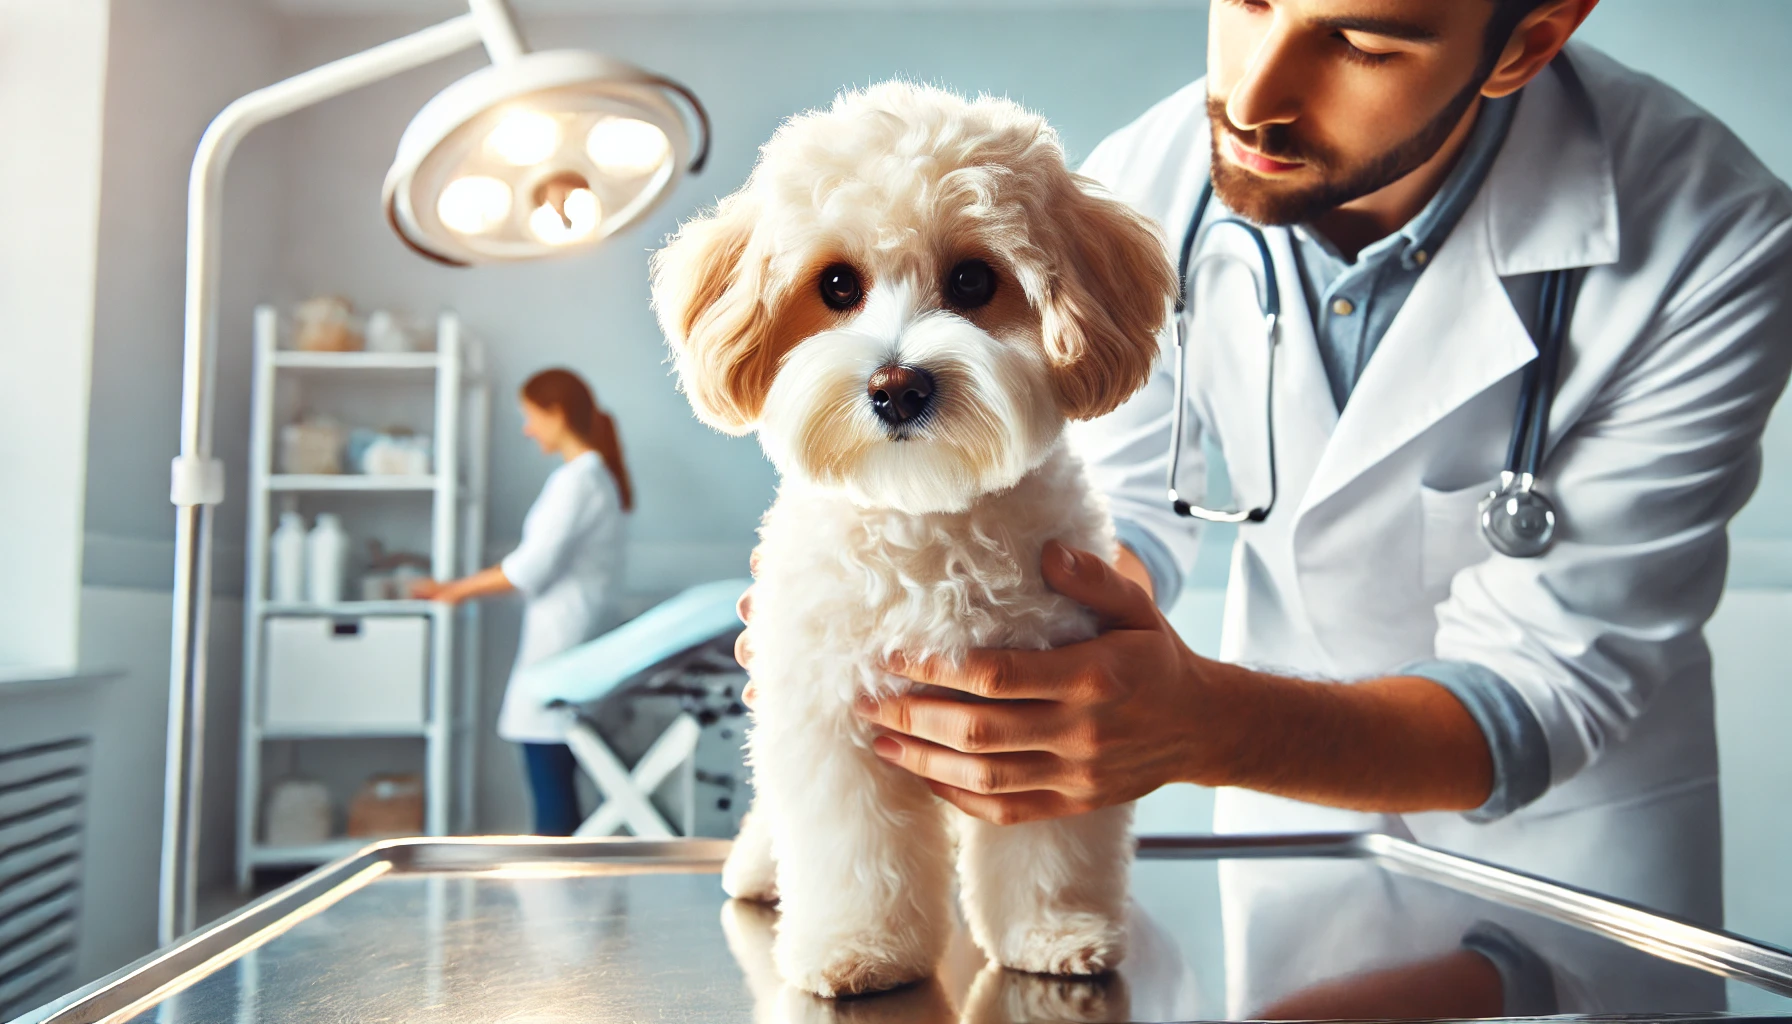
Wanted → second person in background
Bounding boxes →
[412,368,633,835]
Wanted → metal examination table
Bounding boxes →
[20,833,1792,1023]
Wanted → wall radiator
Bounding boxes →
[0,738,88,1020]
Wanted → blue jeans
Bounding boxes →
[520,742,581,836]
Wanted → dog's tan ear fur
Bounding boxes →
[651,194,777,435]
[1037,178,1177,421]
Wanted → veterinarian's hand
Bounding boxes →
[858,540,1207,824]
[736,549,761,707]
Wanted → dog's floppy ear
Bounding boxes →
[1038,178,1177,421]
[650,193,775,435]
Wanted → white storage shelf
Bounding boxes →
[263,616,430,733]
[263,600,439,616]
[268,474,440,492]
[246,838,372,868]
[272,351,442,372]
[238,306,490,887]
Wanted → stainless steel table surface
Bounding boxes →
[20,833,1792,1023]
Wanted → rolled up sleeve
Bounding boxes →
[1402,659,1551,821]
[1432,216,1792,794]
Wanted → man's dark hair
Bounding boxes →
[1483,0,1553,72]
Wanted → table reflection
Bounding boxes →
[1216,856,1725,1018]
[717,853,1734,1022]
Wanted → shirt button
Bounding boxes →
[1331,297,1356,317]
[1413,249,1430,266]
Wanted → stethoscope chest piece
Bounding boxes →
[1479,472,1558,558]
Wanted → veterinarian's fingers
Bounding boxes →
[736,585,753,624]
[855,694,1071,753]
[925,782,1077,825]
[734,628,753,669]
[749,547,762,577]
[872,734,1062,794]
[741,682,757,709]
[886,648,1082,701]
[1041,540,1159,632]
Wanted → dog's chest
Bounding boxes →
[756,443,1111,671]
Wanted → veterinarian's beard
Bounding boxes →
[1205,71,1482,227]
[757,298,1060,516]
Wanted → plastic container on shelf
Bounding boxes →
[279,416,346,475]
[305,513,349,605]
[263,779,332,846]
[365,310,432,353]
[271,510,308,603]
[347,773,425,837]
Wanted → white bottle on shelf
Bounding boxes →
[306,513,349,606]
[271,510,308,604]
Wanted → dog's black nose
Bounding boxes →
[868,365,935,426]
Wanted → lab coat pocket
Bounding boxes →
[1419,482,1496,606]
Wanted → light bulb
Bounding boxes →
[486,110,561,166]
[585,117,670,177]
[528,182,601,245]
[435,176,512,235]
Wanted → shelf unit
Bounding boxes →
[266,474,441,492]
[236,305,490,888]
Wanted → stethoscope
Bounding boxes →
[1166,177,1574,558]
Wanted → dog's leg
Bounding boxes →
[723,804,779,902]
[953,802,1134,976]
[760,714,954,998]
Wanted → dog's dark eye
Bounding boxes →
[945,259,996,309]
[818,263,863,311]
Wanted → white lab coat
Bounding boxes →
[1072,44,1792,924]
[497,451,627,742]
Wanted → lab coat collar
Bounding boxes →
[1291,49,1616,517]
[1486,45,1621,276]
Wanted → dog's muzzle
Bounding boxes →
[868,364,935,428]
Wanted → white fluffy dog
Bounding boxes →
[651,81,1176,999]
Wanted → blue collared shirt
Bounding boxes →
[1293,92,1520,410]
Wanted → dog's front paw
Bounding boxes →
[773,928,936,998]
[722,847,779,902]
[990,911,1126,977]
[722,810,779,902]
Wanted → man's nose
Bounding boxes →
[1224,21,1303,133]
[868,365,936,426]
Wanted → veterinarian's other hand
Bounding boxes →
[736,548,761,707]
[858,540,1207,824]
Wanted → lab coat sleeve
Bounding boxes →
[501,469,608,597]
[1067,346,1206,608]
[1432,215,1792,795]
[1068,107,1210,606]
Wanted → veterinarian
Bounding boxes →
[412,368,633,835]
[768,0,1792,927]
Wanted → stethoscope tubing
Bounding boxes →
[1169,180,1282,523]
[1167,173,1576,556]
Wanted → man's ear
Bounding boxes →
[1482,0,1595,98]
[650,194,776,434]
[1037,177,1177,420]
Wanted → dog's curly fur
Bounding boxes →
[651,81,1177,998]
